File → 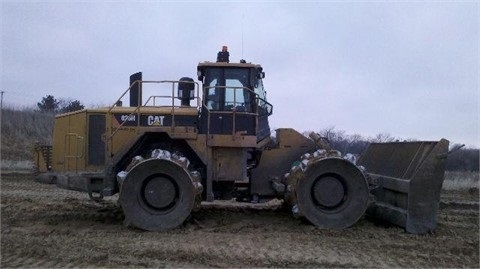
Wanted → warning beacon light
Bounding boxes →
[216,45,229,63]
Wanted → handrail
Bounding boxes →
[105,80,201,146]
[142,80,201,107]
[107,80,140,114]
[106,105,142,142]
[202,85,272,137]
[104,80,142,149]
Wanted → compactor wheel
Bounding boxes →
[288,153,370,229]
[118,152,201,231]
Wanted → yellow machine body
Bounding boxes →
[33,59,450,234]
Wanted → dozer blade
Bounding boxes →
[357,139,449,234]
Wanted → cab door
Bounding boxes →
[200,68,256,136]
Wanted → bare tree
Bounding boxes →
[370,133,396,143]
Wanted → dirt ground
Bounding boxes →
[1,173,478,268]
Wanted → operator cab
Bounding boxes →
[197,61,272,141]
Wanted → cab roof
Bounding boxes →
[197,61,262,69]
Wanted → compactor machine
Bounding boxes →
[34,49,449,234]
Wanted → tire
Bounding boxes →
[296,158,369,229]
[119,158,195,231]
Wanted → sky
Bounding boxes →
[1,1,479,147]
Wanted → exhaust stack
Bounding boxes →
[129,72,142,107]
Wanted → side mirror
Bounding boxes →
[197,70,204,81]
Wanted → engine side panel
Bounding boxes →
[52,111,87,172]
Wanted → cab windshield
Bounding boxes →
[204,68,253,112]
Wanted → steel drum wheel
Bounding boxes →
[297,158,369,229]
[312,175,346,209]
[142,175,178,211]
[119,158,195,231]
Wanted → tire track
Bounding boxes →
[1,173,479,268]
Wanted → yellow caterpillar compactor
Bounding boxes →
[34,50,449,234]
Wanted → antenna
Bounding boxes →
[241,13,244,59]
[0,91,4,111]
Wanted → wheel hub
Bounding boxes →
[143,176,177,210]
[313,176,345,208]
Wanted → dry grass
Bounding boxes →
[443,171,479,190]
[1,108,54,161]
[0,160,33,172]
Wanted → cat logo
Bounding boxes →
[147,115,165,126]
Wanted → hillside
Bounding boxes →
[1,108,54,161]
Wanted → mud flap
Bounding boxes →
[357,139,449,234]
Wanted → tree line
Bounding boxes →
[310,126,479,172]
[36,95,85,114]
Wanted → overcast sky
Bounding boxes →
[1,1,479,147]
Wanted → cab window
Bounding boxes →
[204,68,253,112]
